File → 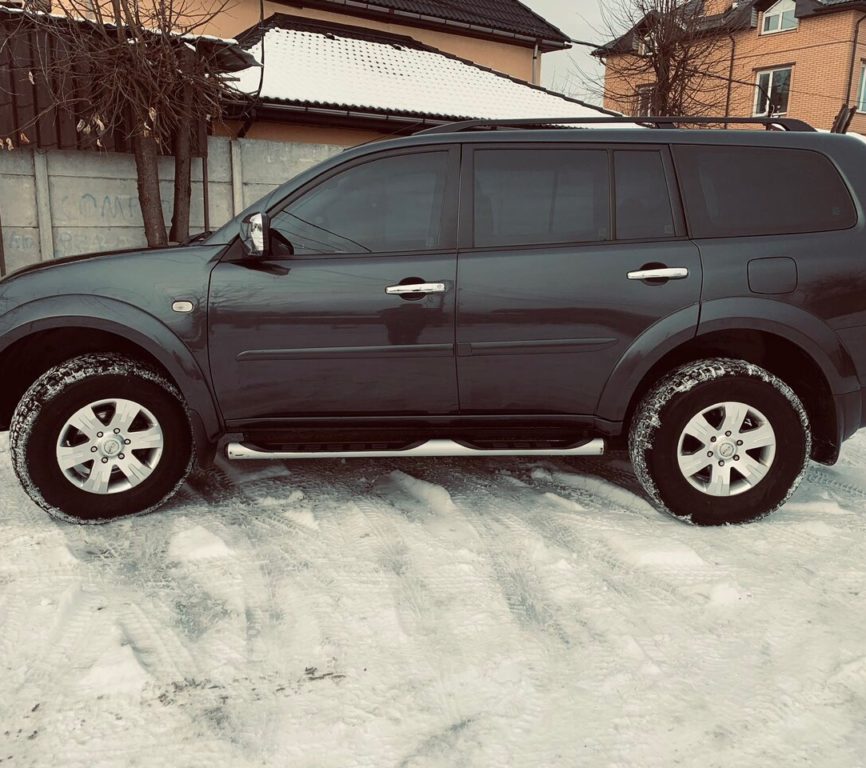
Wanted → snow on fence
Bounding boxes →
[0,136,342,274]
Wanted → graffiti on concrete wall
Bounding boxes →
[78,193,139,221]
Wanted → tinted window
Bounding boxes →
[615,151,676,240]
[674,145,856,238]
[271,151,449,255]
[474,149,610,248]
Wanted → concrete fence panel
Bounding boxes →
[0,136,342,273]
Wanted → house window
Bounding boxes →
[636,85,655,116]
[754,66,792,116]
[858,63,866,111]
[761,0,798,34]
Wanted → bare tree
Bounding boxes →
[592,0,737,117]
[6,0,248,246]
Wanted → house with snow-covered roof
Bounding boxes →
[220,11,615,146]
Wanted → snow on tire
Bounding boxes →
[629,358,811,526]
[10,353,194,524]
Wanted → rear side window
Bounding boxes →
[614,151,676,240]
[674,145,857,238]
[474,149,610,248]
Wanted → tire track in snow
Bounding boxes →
[352,470,477,734]
[378,461,599,765]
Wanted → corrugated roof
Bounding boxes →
[236,15,613,123]
[278,0,570,44]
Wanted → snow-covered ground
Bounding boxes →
[2,431,866,768]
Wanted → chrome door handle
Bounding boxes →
[627,267,689,281]
[386,282,446,295]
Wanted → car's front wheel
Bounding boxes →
[10,353,193,523]
[629,358,811,525]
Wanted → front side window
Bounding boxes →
[762,0,798,33]
[755,66,792,116]
[673,145,856,239]
[270,151,449,255]
[473,149,610,248]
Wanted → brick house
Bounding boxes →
[597,0,866,134]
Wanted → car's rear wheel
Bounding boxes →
[10,353,193,523]
[629,358,811,525]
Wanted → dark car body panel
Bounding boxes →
[209,251,460,421]
[0,247,223,450]
[454,240,702,415]
[2,128,866,464]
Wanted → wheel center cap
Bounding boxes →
[718,442,736,459]
[102,438,122,457]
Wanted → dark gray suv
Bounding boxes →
[2,117,864,526]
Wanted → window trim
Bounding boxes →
[235,145,461,261]
[754,65,793,117]
[760,0,798,35]
[635,84,655,117]
[458,143,687,253]
[858,62,866,112]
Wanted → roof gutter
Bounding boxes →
[280,0,570,50]
[260,102,449,123]
[844,11,866,107]
[227,100,454,135]
[725,31,737,121]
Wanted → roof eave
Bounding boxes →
[273,0,571,50]
[811,1,866,14]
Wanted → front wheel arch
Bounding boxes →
[0,314,220,464]
[10,353,195,523]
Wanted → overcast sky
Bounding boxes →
[522,0,608,103]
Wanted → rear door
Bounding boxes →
[455,143,702,416]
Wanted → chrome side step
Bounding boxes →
[226,438,605,461]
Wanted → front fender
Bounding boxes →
[0,295,221,452]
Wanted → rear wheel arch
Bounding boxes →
[629,357,811,525]
[619,328,841,464]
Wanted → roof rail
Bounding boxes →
[416,116,816,135]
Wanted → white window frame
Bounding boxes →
[858,63,866,112]
[754,66,792,117]
[636,84,655,116]
[761,0,798,34]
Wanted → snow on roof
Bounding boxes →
[235,15,614,123]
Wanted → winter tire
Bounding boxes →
[10,353,194,524]
[629,358,811,526]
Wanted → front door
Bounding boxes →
[456,144,702,415]
[209,146,460,423]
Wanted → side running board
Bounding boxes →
[226,438,605,460]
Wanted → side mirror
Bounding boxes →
[240,212,270,258]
